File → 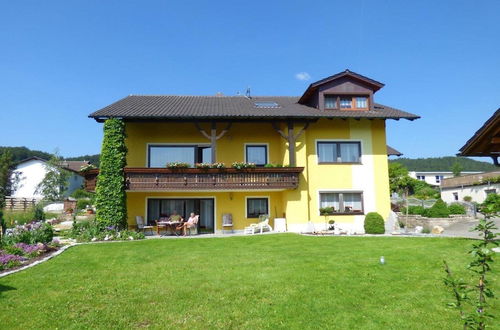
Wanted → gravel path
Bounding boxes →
[442,217,500,238]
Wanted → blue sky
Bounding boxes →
[1,0,499,160]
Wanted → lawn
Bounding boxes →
[0,234,498,329]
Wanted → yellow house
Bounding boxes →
[87,70,418,233]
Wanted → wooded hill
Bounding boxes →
[0,146,100,167]
[390,156,496,172]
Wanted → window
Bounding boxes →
[325,95,369,110]
[320,192,363,214]
[453,192,459,201]
[340,97,352,109]
[247,198,269,218]
[246,145,267,166]
[435,175,444,184]
[254,101,280,108]
[485,189,497,195]
[356,97,368,108]
[148,145,211,167]
[324,95,337,109]
[417,175,426,181]
[317,141,361,163]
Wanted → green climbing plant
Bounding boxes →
[94,118,128,229]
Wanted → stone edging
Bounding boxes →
[0,243,77,278]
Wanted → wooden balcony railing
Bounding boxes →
[84,167,304,192]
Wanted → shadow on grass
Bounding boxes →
[0,283,17,298]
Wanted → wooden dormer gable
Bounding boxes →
[298,70,384,111]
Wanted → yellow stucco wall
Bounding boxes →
[123,118,392,232]
[127,191,283,230]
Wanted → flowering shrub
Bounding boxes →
[71,219,145,242]
[0,253,25,270]
[166,162,190,169]
[231,162,256,170]
[3,221,54,245]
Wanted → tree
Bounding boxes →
[0,151,16,234]
[0,151,15,208]
[389,162,411,194]
[452,162,463,177]
[94,118,128,229]
[35,152,71,202]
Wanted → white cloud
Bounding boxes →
[295,72,311,81]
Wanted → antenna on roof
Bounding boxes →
[245,86,251,99]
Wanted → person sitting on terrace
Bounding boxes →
[168,210,183,223]
[177,212,198,236]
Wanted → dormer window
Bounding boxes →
[325,95,337,109]
[340,97,352,109]
[324,95,369,110]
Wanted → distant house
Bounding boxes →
[458,108,499,166]
[409,171,482,187]
[11,157,89,200]
[441,170,500,203]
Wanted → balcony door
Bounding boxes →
[147,198,214,233]
[148,145,212,167]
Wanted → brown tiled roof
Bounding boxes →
[60,160,90,172]
[89,95,419,121]
[387,145,403,156]
[441,170,500,189]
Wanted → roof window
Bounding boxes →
[254,101,280,108]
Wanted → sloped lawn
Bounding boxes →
[0,234,498,329]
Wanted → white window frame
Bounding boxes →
[317,190,365,215]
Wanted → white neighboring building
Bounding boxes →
[408,171,482,186]
[440,170,500,204]
[10,157,89,200]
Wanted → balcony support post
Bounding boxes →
[272,121,310,167]
[194,121,232,163]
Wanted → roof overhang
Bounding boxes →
[457,109,500,164]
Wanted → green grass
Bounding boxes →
[0,234,498,329]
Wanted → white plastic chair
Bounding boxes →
[244,216,273,234]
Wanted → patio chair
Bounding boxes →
[135,216,154,235]
[244,215,273,235]
[155,220,167,235]
[186,215,199,236]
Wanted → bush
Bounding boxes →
[448,203,466,215]
[424,199,450,218]
[480,193,500,216]
[463,196,472,202]
[70,219,144,242]
[76,199,91,211]
[71,188,95,201]
[400,205,426,215]
[2,221,54,245]
[33,204,45,221]
[422,227,431,234]
[364,212,385,234]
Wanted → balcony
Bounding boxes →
[84,167,304,192]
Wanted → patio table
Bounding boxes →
[158,221,182,236]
